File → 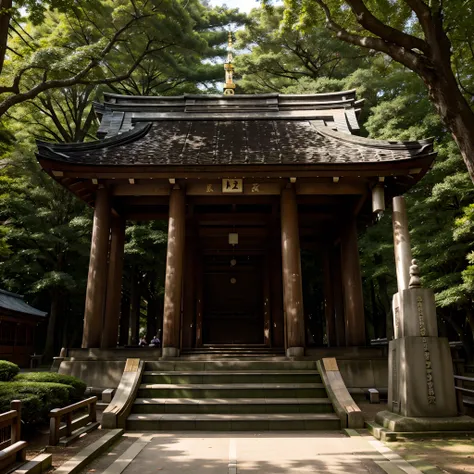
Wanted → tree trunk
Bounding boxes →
[425,71,474,184]
[0,0,12,76]
[43,293,60,361]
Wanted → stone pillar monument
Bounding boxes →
[374,196,474,437]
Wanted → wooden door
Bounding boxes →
[202,255,264,344]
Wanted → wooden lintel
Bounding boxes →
[296,182,366,195]
[187,181,282,196]
[112,184,170,196]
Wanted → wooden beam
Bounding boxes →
[112,183,170,196]
[296,182,366,195]
[187,181,282,196]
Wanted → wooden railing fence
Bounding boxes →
[49,396,97,446]
[0,400,27,471]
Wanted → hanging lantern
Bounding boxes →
[372,183,385,214]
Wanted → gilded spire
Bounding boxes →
[223,31,236,95]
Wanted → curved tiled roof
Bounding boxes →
[0,289,47,317]
[37,119,434,167]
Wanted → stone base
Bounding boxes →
[369,410,474,441]
[286,347,304,357]
[389,337,457,417]
[161,347,180,358]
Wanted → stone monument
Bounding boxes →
[374,196,474,438]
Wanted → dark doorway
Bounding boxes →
[202,254,264,344]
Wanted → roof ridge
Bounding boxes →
[314,125,434,152]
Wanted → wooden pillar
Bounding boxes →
[82,187,111,348]
[119,294,130,346]
[281,185,305,357]
[101,217,125,348]
[332,246,346,347]
[162,187,186,357]
[341,218,366,346]
[323,250,337,347]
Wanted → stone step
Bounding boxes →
[137,383,326,398]
[141,370,321,384]
[131,397,334,414]
[126,413,341,431]
[144,360,318,371]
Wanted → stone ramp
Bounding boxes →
[126,360,340,431]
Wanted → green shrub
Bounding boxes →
[0,382,71,423]
[15,373,86,401]
[0,361,20,382]
[0,393,43,424]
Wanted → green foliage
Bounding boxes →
[14,372,86,401]
[0,361,20,382]
[0,381,71,423]
[235,6,369,93]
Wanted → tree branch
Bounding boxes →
[314,0,430,75]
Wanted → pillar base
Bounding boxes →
[286,347,304,357]
[369,410,474,441]
[161,347,180,358]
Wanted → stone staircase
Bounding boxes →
[126,360,340,431]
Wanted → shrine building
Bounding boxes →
[35,90,436,357]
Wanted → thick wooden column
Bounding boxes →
[82,187,111,348]
[341,218,366,346]
[323,250,337,347]
[101,216,125,348]
[162,187,186,357]
[281,185,305,357]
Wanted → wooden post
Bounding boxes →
[162,187,186,357]
[392,196,413,293]
[101,217,126,349]
[10,400,21,443]
[281,185,305,357]
[332,246,346,347]
[323,250,337,347]
[82,186,111,348]
[341,218,366,346]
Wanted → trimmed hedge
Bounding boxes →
[14,373,86,401]
[0,361,20,382]
[0,381,72,424]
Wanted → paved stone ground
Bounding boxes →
[83,431,429,474]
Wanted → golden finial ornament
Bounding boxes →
[223,31,236,95]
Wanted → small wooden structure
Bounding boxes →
[49,396,98,446]
[0,400,27,471]
[0,289,47,367]
[36,91,436,356]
